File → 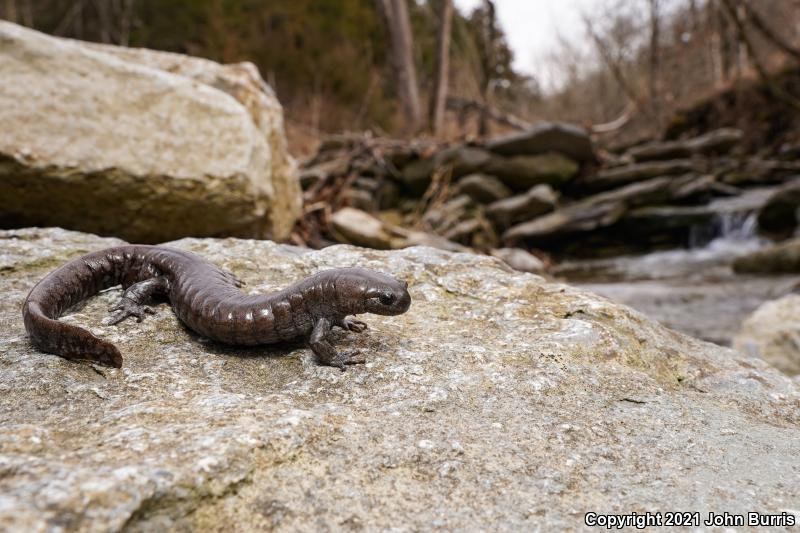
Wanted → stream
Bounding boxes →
[558,213,800,346]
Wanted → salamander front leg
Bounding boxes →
[104,276,169,325]
[309,317,365,370]
[338,317,368,333]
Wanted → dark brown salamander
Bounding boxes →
[23,245,411,369]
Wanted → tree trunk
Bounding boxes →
[429,0,452,137]
[648,0,662,128]
[377,0,422,133]
[739,0,800,62]
[3,0,17,23]
[478,0,496,137]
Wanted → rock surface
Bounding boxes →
[486,122,594,162]
[734,295,800,375]
[454,173,512,204]
[627,128,743,162]
[0,22,300,243]
[484,152,578,190]
[2,228,800,531]
[734,238,800,274]
[502,175,708,243]
[487,184,558,228]
[490,247,546,274]
[583,160,695,192]
[757,179,800,240]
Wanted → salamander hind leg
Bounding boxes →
[310,318,365,370]
[104,276,169,325]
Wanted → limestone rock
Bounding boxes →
[487,121,594,162]
[757,179,800,240]
[400,147,492,195]
[490,247,546,274]
[487,184,558,228]
[502,175,709,243]
[454,173,512,204]
[734,295,800,375]
[2,228,799,531]
[734,238,800,274]
[719,159,800,186]
[583,160,695,192]
[0,21,300,242]
[627,128,743,162]
[330,207,393,249]
[484,152,579,190]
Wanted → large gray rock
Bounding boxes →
[454,173,512,204]
[2,228,799,531]
[502,174,711,243]
[0,21,301,243]
[400,147,492,195]
[735,294,800,375]
[627,128,743,162]
[583,160,695,192]
[757,179,800,239]
[484,152,578,190]
[618,187,778,245]
[330,207,394,249]
[490,247,546,274]
[487,184,558,228]
[487,122,594,162]
[734,238,800,274]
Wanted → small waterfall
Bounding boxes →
[689,211,760,249]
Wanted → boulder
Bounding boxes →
[582,160,695,192]
[299,156,350,189]
[490,247,546,274]
[502,174,711,243]
[0,22,301,243]
[484,152,579,190]
[719,159,800,186]
[329,207,470,252]
[734,238,800,274]
[454,174,512,204]
[400,147,492,195]
[2,228,799,531]
[330,207,394,249]
[734,295,800,375]
[627,128,743,162]
[757,179,800,240]
[487,184,558,228]
[618,186,778,245]
[487,121,594,162]
[685,127,744,154]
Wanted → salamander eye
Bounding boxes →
[379,292,396,305]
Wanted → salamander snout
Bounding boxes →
[362,274,411,316]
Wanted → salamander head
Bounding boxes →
[335,268,411,316]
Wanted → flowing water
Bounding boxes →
[558,212,800,346]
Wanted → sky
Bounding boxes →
[453,0,600,89]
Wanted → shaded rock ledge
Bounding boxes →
[1,228,799,531]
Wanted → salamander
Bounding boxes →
[22,245,411,369]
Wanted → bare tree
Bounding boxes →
[478,0,497,136]
[3,0,17,22]
[583,15,647,114]
[377,0,423,132]
[429,0,453,137]
[648,0,662,126]
[738,0,800,62]
[719,0,800,111]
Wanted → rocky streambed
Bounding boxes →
[560,234,800,346]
